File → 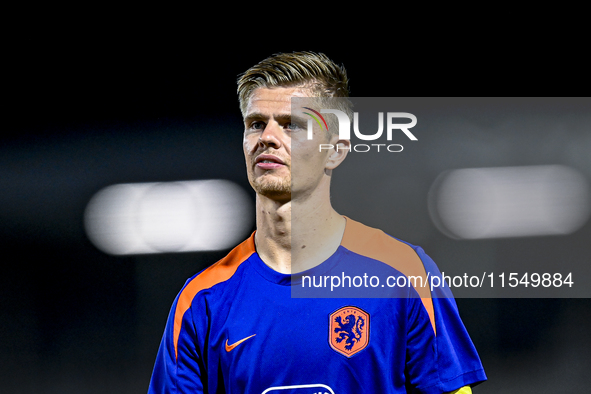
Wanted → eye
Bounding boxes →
[249,121,266,130]
[285,122,303,131]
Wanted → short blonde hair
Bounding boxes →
[237,51,350,117]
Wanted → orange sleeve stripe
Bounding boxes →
[341,217,436,335]
[173,233,256,359]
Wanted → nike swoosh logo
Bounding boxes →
[225,334,256,352]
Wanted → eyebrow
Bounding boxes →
[243,113,292,123]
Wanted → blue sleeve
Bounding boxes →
[404,295,440,393]
[416,247,488,392]
[147,291,206,393]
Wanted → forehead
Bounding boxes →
[244,87,311,117]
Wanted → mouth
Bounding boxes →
[255,154,285,169]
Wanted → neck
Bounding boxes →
[254,182,346,274]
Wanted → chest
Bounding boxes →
[205,288,410,393]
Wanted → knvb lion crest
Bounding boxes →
[329,306,370,357]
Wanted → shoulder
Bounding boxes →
[342,217,438,332]
[341,216,438,289]
[176,233,256,313]
[341,216,428,276]
[167,234,257,357]
[150,233,257,372]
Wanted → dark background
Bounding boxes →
[2,30,590,393]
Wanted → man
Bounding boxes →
[148,52,486,393]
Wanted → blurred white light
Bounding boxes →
[428,165,591,239]
[84,180,253,255]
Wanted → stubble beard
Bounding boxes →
[251,174,291,200]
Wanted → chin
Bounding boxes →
[252,178,291,200]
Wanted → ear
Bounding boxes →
[325,135,350,170]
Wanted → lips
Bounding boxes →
[255,154,285,169]
[255,154,285,165]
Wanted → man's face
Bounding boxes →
[243,87,333,203]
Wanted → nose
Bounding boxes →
[258,122,282,149]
